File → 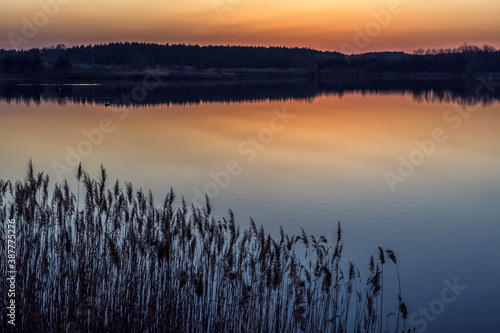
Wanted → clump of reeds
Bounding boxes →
[0,161,409,332]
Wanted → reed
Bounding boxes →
[0,162,409,332]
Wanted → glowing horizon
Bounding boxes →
[1,0,499,52]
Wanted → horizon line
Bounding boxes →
[2,41,499,55]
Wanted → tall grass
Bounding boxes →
[0,162,409,332]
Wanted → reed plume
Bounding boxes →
[0,161,409,333]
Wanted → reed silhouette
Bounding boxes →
[0,161,409,332]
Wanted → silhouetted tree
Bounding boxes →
[54,56,72,79]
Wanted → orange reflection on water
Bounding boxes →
[1,93,499,200]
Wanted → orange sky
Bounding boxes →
[1,0,500,52]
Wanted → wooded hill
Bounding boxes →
[1,42,499,78]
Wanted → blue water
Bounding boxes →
[1,90,499,332]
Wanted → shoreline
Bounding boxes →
[2,67,499,83]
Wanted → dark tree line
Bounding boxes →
[0,42,499,77]
[0,48,43,76]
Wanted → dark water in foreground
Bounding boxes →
[1,80,499,332]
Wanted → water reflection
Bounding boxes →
[0,86,499,332]
[1,77,499,106]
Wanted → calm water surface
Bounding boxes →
[1,88,499,332]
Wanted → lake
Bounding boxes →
[1,80,499,332]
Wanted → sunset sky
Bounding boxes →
[1,0,499,52]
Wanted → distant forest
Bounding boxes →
[0,42,499,79]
